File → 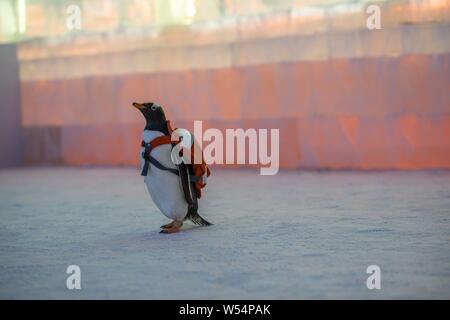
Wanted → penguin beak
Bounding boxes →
[132,102,145,110]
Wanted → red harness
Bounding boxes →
[140,121,210,199]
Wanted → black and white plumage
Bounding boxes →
[132,102,211,233]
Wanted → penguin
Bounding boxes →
[132,102,212,233]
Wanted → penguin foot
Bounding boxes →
[160,221,175,229]
[159,221,182,234]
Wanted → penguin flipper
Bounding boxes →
[177,162,194,207]
[177,162,212,226]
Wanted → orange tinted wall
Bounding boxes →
[21,53,450,169]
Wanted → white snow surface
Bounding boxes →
[0,167,449,299]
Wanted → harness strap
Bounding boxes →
[141,142,172,176]
[146,155,179,176]
[140,135,181,177]
[141,136,171,176]
[141,156,151,177]
[140,135,200,183]
[141,136,173,149]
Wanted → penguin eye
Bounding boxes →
[151,105,157,111]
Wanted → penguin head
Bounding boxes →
[132,102,166,125]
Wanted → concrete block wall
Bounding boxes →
[0,44,23,168]
[17,1,450,169]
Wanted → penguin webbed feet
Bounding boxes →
[159,220,182,234]
[160,221,175,229]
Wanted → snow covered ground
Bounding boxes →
[0,167,449,299]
